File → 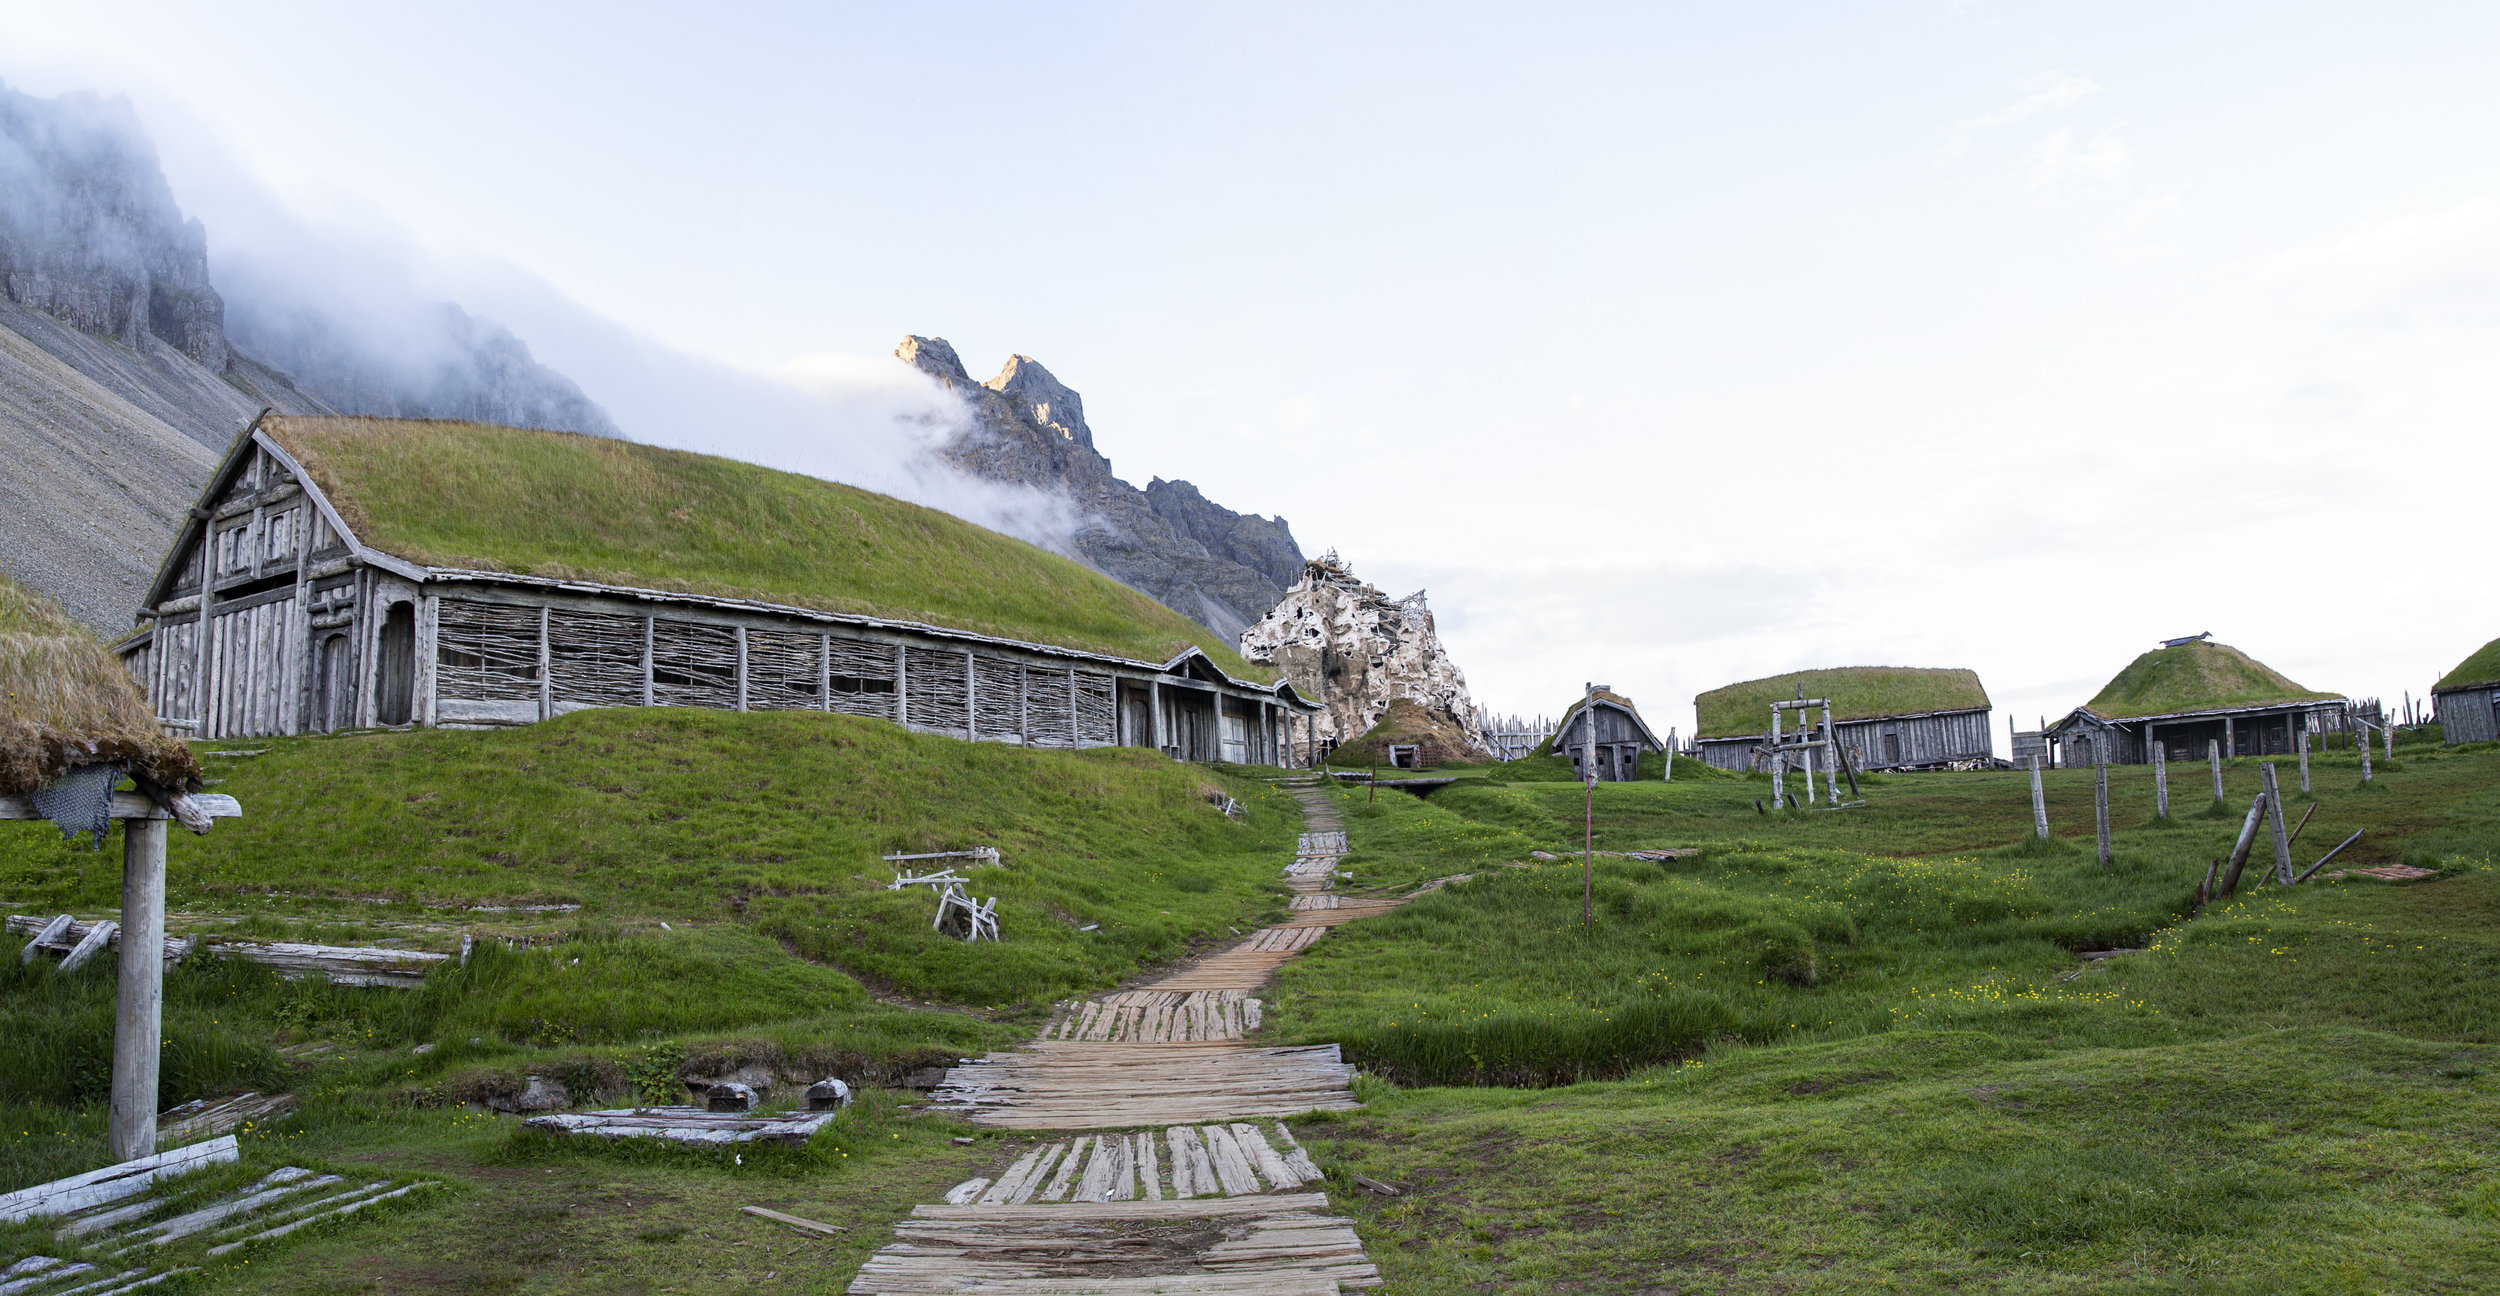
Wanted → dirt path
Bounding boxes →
[847,780,1390,1293]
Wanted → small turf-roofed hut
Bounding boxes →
[115,416,1316,761]
[1694,667,1993,773]
[2044,639,2344,767]
[1544,688,1666,782]
[2431,638,2500,745]
[2,575,237,1159]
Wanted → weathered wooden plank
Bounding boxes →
[0,1138,239,1225]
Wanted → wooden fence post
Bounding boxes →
[2208,739,2224,804]
[2093,747,2112,870]
[2153,738,2168,819]
[2385,716,2396,762]
[2359,717,2373,784]
[2217,791,2268,898]
[2029,755,2049,841]
[2297,726,2311,794]
[2260,762,2294,885]
[111,816,168,1161]
[1769,706,1784,809]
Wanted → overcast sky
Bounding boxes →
[8,2,2497,744]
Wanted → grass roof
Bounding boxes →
[2081,640,2339,721]
[1524,689,1651,759]
[266,417,1259,674]
[2434,637,2500,694]
[1326,698,1486,768]
[1694,668,1988,739]
[0,573,197,796]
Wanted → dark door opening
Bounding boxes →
[377,602,416,725]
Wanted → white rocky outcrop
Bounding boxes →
[1238,553,1488,756]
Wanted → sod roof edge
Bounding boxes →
[261,415,1267,679]
[1693,667,1989,739]
[2434,637,2500,694]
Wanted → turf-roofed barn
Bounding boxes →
[2431,637,2500,745]
[2,574,199,806]
[2043,636,2345,767]
[1692,667,1994,773]
[1541,688,1668,782]
[114,416,1316,759]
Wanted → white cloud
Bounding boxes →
[2248,197,2500,327]
[1941,71,2102,160]
[2025,127,2131,203]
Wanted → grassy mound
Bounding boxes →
[1695,666,1988,739]
[2083,639,2338,719]
[268,416,1258,671]
[1325,698,1485,768]
[2436,635,2500,694]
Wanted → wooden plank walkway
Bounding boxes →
[854,783,1387,1293]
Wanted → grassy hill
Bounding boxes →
[268,416,1260,672]
[1695,666,1988,738]
[2083,639,2338,720]
[2436,636,2500,694]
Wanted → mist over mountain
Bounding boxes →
[0,80,1304,648]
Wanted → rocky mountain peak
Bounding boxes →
[896,334,972,388]
[985,354,1093,451]
[896,332,1303,643]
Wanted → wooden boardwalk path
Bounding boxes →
[852,782,1388,1293]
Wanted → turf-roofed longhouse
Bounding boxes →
[1693,667,1993,772]
[2430,636,2500,745]
[2043,636,2345,766]
[115,416,1317,757]
[1539,688,1668,782]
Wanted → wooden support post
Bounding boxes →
[2260,763,2294,885]
[111,816,167,1161]
[640,616,655,707]
[2298,726,2311,794]
[2359,717,2373,784]
[1066,667,1077,747]
[2224,715,2235,759]
[1769,706,1785,809]
[963,650,976,741]
[2030,755,2049,840]
[1802,744,1817,805]
[734,626,749,712]
[2209,739,2224,803]
[537,605,552,722]
[1821,703,1840,802]
[1663,727,1675,782]
[2093,745,2112,870]
[818,633,832,712]
[2153,737,2169,819]
[2384,716,2395,762]
[894,645,909,725]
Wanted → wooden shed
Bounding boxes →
[1693,667,1993,773]
[114,416,1316,762]
[2043,638,2344,766]
[2431,637,2500,745]
[1544,687,1666,782]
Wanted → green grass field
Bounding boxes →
[1269,746,2500,1291]
[4,710,2495,1293]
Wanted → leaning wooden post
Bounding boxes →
[111,814,169,1161]
[2217,790,2268,898]
[2384,715,2395,762]
[1821,701,1840,802]
[2259,762,2294,885]
[2029,755,2049,841]
[2152,737,2169,819]
[2093,743,2112,870]
[2297,726,2311,794]
[2208,738,2224,805]
[2358,717,2373,784]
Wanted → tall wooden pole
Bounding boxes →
[2297,726,2311,794]
[2358,716,2373,784]
[1769,704,1784,809]
[1583,684,1596,929]
[2260,762,2294,885]
[111,815,168,1160]
[2152,737,2169,819]
[2029,755,2049,840]
[2093,741,2112,870]
[2208,738,2224,804]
